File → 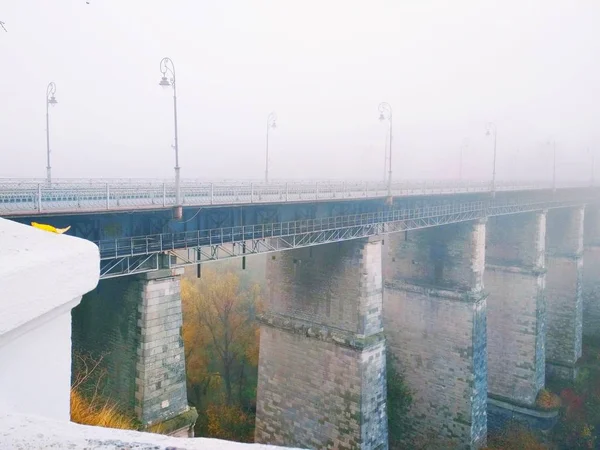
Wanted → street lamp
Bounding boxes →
[378,102,393,197]
[459,139,468,181]
[588,148,595,186]
[485,122,497,196]
[46,82,58,183]
[158,57,181,218]
[547,140,557,191]
[265,112,277,183]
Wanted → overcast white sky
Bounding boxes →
[1,1,598,181]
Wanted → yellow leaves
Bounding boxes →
[536,388,561,410]
[31,222,71,234]
[181,267,262,402]
[206,404,254,442]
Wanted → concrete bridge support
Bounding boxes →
[545,206,585,380]
[583,206,600,339]
[71,268,197,436]
[255,238,388,450]
[383,220,487,449]
[484,212,549,428]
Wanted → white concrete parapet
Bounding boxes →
[0,218,100,421]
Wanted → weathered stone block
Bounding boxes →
[256,238,388,450]
[384,220,487,449]
[485,212,546,407]
[545,207,584,380]
[72,269,193,435]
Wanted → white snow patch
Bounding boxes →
[0,217,99,342]
[0,413,302,450]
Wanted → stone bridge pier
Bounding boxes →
[255,238,388,450]
[583,206,600,339]
[545,206,585,380]
[484,212,549,428]
[383,220,488,449]
[71,268,197,436]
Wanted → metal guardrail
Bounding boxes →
[0,179,591,216]
[97,196,591,278]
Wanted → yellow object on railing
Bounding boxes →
[31,222,71,234]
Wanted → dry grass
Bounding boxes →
[71,390,136,430]
[70,352,136,430]
[70,389,135,430]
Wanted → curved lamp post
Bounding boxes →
[485,122,497,196]
[158,57,181,214]
[547,140,557,191]
[378,102,393,196]
[46,82,58,183]
[589,148,595,186]
[460,139,468,181]
[265,112,277,183]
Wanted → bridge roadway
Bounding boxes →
[0,178,584,216]
[1,178,597,279]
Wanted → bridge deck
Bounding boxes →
[0,179,573,216]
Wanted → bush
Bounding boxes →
[205,404,255,442]
[536,388,561,410]
[485,423,547,449]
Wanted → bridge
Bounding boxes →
[2,178,600,448]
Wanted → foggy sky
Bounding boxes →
[1,1,599,182]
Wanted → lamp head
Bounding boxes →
[159,76,171,88]
[378,113,385,122]
[48,96,58,106]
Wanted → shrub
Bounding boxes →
[536,388,561,410]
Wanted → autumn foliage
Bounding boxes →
[485,424,547,450]
[181,263,263,440]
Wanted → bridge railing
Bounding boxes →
[0,179,591,215]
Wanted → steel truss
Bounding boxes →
[99,197,591,279]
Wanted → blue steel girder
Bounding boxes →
[97,196,594,279]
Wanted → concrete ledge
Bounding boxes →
[546,359,580,381]
[546,252,584,260]
[384,280,487,303]
[142,407,199,437]
[138,267,184,280]
[485,264,546,276]
[257,312,385,350]
[487,397,559,433]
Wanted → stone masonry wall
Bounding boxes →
[485,212,546,406]
[72,270,190,429]
[256,327,386,449]
[256,238,388,450]
[72,278,141,416]
[583,206,600,338]
[583,246,600,338]
[383,220,487,449]
[135,270,188,426]
[546,207,584,377]
[384,222,485,292]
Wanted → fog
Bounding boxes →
[1,1,598,182]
